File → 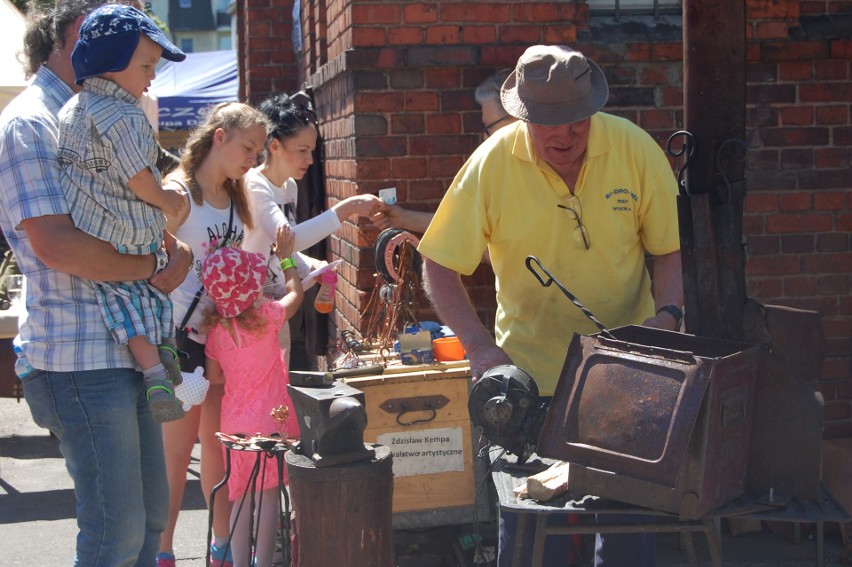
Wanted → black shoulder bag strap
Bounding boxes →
[175,184,235,335]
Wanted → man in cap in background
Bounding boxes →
[418,44,683,566]
[372,68,517,234]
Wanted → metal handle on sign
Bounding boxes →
[380,395,448,427]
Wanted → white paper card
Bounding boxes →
[379,187,397,205]
[377,426,465,477]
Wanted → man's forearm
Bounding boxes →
[422,258,493,352]
[22,214,155,281]
[652,250,684,309]
[402,210,434,234]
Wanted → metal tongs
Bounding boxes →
[525,255,616,340]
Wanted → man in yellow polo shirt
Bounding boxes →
[418,45,683,567]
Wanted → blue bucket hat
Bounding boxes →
[72,4,186,85]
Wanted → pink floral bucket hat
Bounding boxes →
[201,247,267,318]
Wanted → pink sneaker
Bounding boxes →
[155,552,176,567]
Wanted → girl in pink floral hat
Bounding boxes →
[200,225,302,567]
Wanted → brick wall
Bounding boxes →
[241,0,851,436]
[741,0,852,437]
[238,0,300,103]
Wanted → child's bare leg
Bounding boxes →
[129,336,184,423]
[158,405,201,556]
[229,488,279,567]
[253,488,280,567]
[128,335,163,369]
[200,384,232,537]
[228,495,251,567]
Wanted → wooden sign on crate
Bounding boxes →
[342,359,491,529]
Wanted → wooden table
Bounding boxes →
[488,450,722,567]
[490,449,850,567]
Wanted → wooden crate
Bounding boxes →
[342,361,491,529]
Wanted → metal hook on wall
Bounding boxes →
[666,130,695,197]
[714,137,749,204]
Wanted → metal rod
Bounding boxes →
[525,256,616,339]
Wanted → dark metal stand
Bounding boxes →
[208,433,293,567]
[490,450,849,567]
[489,451,722,567]
[711,487,850,567]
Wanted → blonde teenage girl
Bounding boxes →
[156,102,270,567]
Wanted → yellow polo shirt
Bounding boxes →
[418,113,680,395]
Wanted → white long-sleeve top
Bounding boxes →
[244,167,340,257]
[244,166,338,291]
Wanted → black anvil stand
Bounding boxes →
[208,433,293,567]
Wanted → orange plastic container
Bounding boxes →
[432,336,466,362]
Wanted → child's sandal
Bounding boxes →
[145,374,185,423]
[158,339,184,385]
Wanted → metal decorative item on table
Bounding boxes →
[209,405,295,567]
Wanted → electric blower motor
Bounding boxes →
[468,364,546,463]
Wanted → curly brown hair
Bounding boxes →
[179,102,271,231]
[200,301,268,337]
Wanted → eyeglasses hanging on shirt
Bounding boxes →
[557,194,591,250]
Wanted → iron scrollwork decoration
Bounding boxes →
[714,137,749,204]
[666,130,695,197]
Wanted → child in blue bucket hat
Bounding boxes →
[57,4,189,422]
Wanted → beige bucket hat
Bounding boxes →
[501,45,609,125]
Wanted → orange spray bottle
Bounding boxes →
[314,270,338,314]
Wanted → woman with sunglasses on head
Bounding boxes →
[243,93,382,363]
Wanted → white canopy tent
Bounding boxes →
[0,0,28,112]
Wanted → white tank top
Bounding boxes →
[171,181,246,343]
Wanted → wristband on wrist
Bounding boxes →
[280,257,297,271]
[152,248,169,276]
[656,304,683,329]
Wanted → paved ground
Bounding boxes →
[1,395,848,566]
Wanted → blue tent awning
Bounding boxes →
[150,49,238,131]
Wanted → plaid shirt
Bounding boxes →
[0,67,135,371]
[59,77,165,251]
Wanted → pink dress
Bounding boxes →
[205,301,299,499]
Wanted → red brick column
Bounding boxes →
[238,0,299,105]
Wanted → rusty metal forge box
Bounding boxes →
[537,325,760,519]
[343,361,490,529]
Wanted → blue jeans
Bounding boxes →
[22,368,169,567]
[498,510,576,567]
[594,514,657,567]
